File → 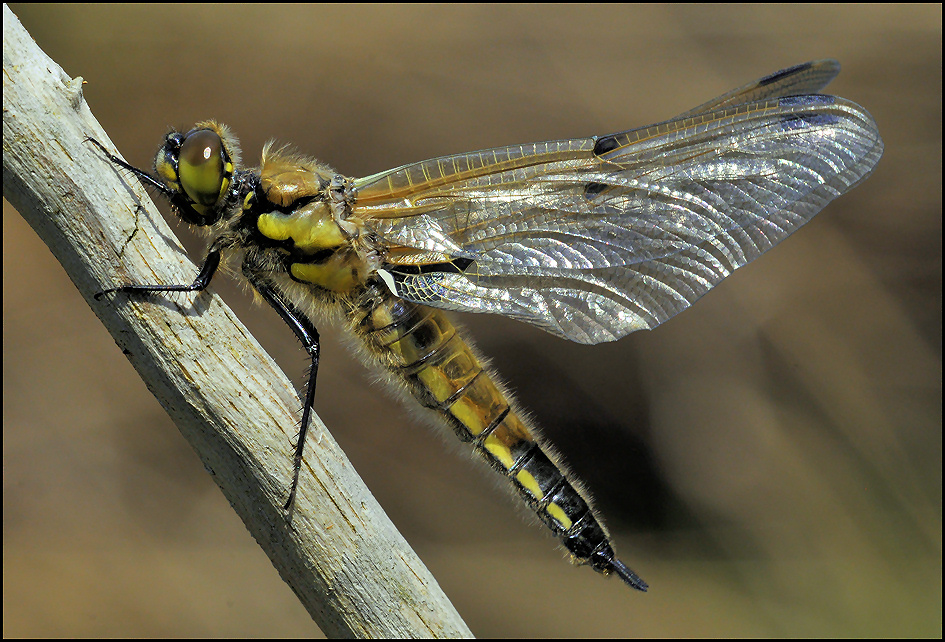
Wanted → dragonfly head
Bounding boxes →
[153,121,241,227]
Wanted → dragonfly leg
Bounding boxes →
[86,136,178,200]
[245,271,321,512]
[95,249,222,300]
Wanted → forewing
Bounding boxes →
[676,59,841,118]
[353,93,883,344]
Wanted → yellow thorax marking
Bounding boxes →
[290,261,358,292]
[257,202,346,253]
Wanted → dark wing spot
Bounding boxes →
[451,257,475,272]
[780,112,840,131]
[780,94,835,107]
[391,257,475,275]
[759,61,813,87]
[593,135,620,156]
[584,182,608,197]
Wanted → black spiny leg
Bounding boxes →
[94,249,222,300]
[86,137,177,200]
[246,273,321,513]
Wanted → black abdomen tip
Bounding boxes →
[612,558,649,592]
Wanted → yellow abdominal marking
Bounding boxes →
[449,375,507,437]
[365,299,580,533]
[545,503,572,529]
[515,469,542,497]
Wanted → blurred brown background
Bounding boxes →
[3,4,940,638]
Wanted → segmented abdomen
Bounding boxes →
[347,283,621,575]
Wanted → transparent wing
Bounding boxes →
[353,70,883,345]
[676,59,841,117]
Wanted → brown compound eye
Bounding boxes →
[178,129,227,206]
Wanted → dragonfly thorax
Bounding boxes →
[254,198,376,293]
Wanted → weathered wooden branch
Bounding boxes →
[2,4,472,638]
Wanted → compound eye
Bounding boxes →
[178,129,227,206]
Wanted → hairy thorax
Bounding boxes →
[244,145,384,295]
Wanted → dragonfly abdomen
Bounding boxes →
[348,282,635,583]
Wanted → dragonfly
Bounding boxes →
[92,59,883,591]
